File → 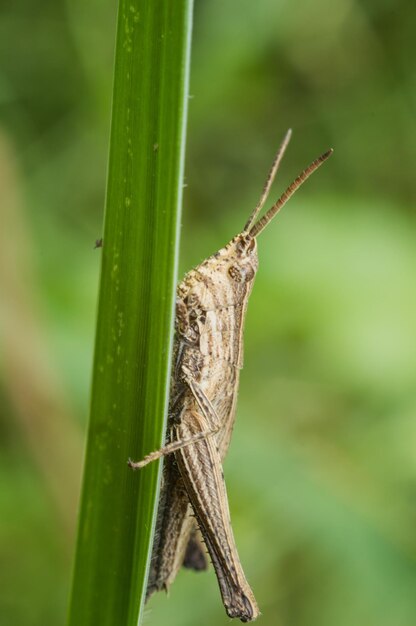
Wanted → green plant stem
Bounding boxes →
[67,2,193,625]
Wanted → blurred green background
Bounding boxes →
[1,1,415,625]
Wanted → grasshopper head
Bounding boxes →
[220,232,259,290]
[199,231,259,292]
[190,231,259,311]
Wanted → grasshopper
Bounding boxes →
[129,130,332,622]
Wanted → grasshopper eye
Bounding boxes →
[228,265,242,282]
[228,264,255,283]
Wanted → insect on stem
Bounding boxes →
[129,131,333,622]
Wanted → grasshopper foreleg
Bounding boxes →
[174,408,259,622]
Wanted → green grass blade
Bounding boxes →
[67,2,193,625]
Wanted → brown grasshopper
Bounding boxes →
[129,130,332,622]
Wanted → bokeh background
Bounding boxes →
[1,1,415,625]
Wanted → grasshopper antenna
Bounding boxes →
[243,128,292,233]
[249,148,333,238]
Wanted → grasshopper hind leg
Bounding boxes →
[175,409,259,622]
